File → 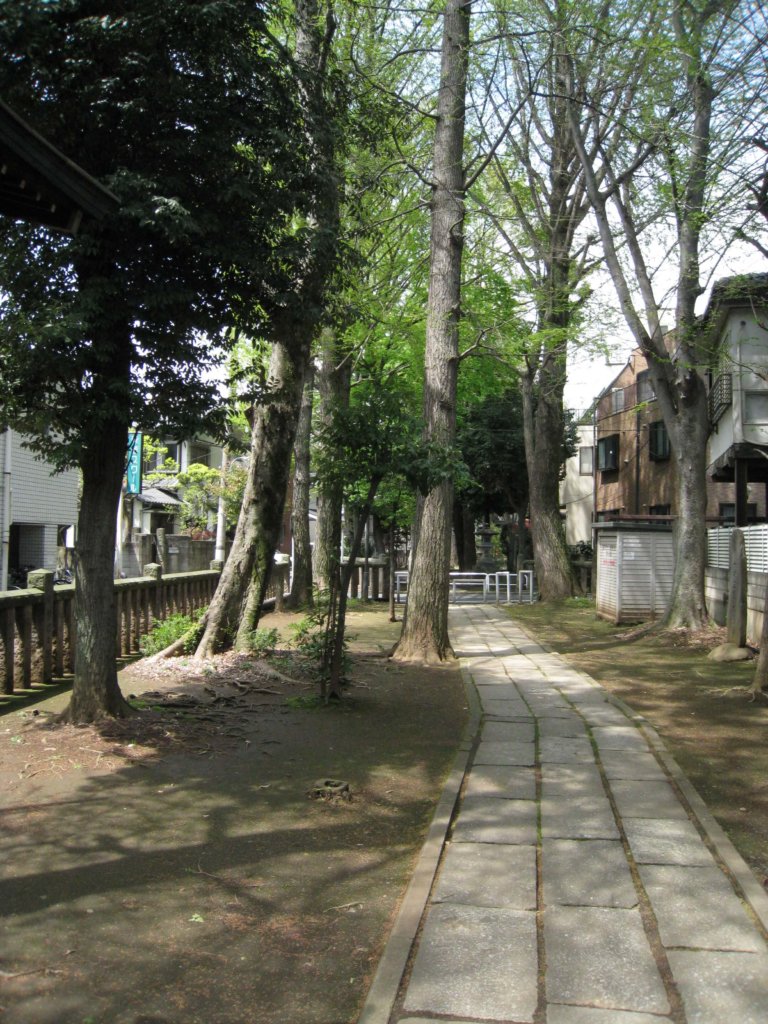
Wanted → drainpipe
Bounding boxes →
[214,448,228,564]
[635,412,641,515]
[1,428,11,590]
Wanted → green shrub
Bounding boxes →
[139,611,205,656]
[245,627,279,657]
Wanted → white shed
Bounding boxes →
[595,523,675,624]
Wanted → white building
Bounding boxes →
[560,421,595,547]
[0,429,79,587]
[707,274,768,522]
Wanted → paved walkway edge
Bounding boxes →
[357,664,481,1024]
[610,691,768,936]
[530,625,768,938]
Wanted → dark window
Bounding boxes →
[637,370,655,403]
[648,420,670,461]
[189,443,211,467]
[596,508,622,522]
[579,446,594,475]
[597,434,620,471]
[649,504,671,516]
[719,502,757,524]
[611,388,625,413]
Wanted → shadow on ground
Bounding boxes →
[0,606,468,1024]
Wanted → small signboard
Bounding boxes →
[126,432,143,495]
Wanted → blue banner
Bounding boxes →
[126,432,143,495]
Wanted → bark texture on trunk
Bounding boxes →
[522,354,575,600]
[196,325,309,656]
[287,366,314,609]
[453,501,477,571]
[313,330,351,595]
[194,0,339,654]
[65,403,132,723]
[663,386,710,629]
[391,0,469,664]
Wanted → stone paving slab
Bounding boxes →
[608,779,690,821]
[473,740,536,766]
[623,818,716,867]
[402,903,538,1022]
[591,725,649,750]
[542,838,638,908]
[579,705,635,726]
[544,905,670,1014]
[451,795,537,845]
[599,748,667,780]
[637,863,766,952]
[464,763,536,800]
[666,949,768,1024]
[540,802,618,835]
[540,763,604,789]
[433,841,537,910]
[482,703,532,719]
[474,684,522,704]
[538,716,589,738]
[547,1007,672,1024]
[366,607,768,1024]
[481,720,536,743]
[539,736,597,764]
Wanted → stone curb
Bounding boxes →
[357,663,482,1024]
[613,695,768,939]
[517,616,768,938]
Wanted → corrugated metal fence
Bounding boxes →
[707,525,768,572]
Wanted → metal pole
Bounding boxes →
[1,428,12,591]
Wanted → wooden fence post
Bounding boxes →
[28,569,54,684]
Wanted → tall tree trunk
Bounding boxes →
[194,0,340,653]
[391,0,470,663]
[196,322,310,656]
[287,365,314,609]
[520,46,579,601]
[453,500,477,570]
[664,383,710,628]
[522,350,575,600]
[325,476,382,696]
[313,329,351,594]
[63,348,132,723]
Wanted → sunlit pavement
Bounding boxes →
[361,604,768,1024]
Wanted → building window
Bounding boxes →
[719,502,757,524]
[637,370,655,403]
[611,388,625,413]
[596,508,622,521]
[649,504,671,516]
[744,392,768,423]
[648,420,671,461]
[597,434,620,471]
[579,446,594,475]
[189,443,211,467]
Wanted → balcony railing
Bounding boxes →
[709,372,732,427]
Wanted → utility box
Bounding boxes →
[594,522,675,624]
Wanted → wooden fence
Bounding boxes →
[0,562,290,698]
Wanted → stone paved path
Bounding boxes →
[362,605,768,1024]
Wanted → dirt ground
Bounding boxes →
[4,599,766,1024]
[0,606,468,1024]
[508,600,768,885]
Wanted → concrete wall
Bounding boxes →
[122,534,219,578]
[705,565,768,646]
[561,424,594,546]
